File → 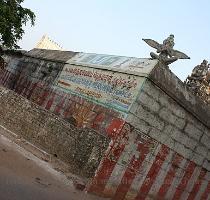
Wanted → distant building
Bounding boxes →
[35,35,64,50]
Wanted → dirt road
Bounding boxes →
[0,134,107,200]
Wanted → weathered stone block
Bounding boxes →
[207,151,210,161]
[142,81,161,102]
[134,105,165,131]
[129,101,139,114]
[164,137,176,150]
[159,107,185,129]
[190,152,205,166]
[185,123,203,141]
[137,91,160,113]
[174,117,186,130]
[163,124,174,135]
[173,142,193,159]
[195,145,208,157]
[200,134,210,149]
[170,129,184,142]
[203,159,210,171]
[183,136,198,150]
[149,127,168,142]
[126,115,151,134]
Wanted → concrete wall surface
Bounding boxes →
[0,86,109,179]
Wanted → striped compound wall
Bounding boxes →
[1,50,210,199]
[88,122,210,200]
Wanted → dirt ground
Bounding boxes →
[0,133,108,200]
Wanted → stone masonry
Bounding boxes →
[1,49,210,199]
[129,79,210,167]
[0,86,109,179]
[88,63,210,199]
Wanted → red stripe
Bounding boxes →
[45,92,56,110]
[14,76,21,92]
[172,161,196,200]
[5,72,13,87]
[187,168,207,200]
[54,95,66,114]
[2,70,9,85]
[112,141,152,200]
[135,145,170,200]
[20,78,28,96]
[8,72,14,84]
[63,100,73,118]
[1,70,7,84]
[37,90,49,106]
[87,141,126,195]
[5,71,12,85]
[0,69,5,83]
[63,101,76,118]
[201,180,210,200]
[27,82,38,99]
[22,80,32,97]
[3,71,11,86]
[157,153,183,198]
[15,76,24,94]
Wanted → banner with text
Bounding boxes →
[55,64,145,113]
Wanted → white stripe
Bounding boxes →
[42,92,56,109]
[104,134,138,195]
[195,179,208,200]
[180,166,201,200]
[124,143,162,200]
[60,98,71,117]
[103,164,127,195]
[179,188,190,198]
[148,150,174,195]
[206,171,210,182]
[50,93,66,112]
[58,94,68,118]
[165,158,188,199]
[195,171,210,200]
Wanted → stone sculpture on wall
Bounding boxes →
[142,34,190,65]
[185,60,210,104]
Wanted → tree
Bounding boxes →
[0,0,35,49]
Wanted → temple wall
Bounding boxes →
[1,50,210,199]
[87,65,210,199]
[1,53,128,134]
[0,86,109,178]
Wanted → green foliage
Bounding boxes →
[0,0,35,49]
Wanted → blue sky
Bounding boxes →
[19,0,210,80]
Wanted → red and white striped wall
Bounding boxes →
[87,122,210,200]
